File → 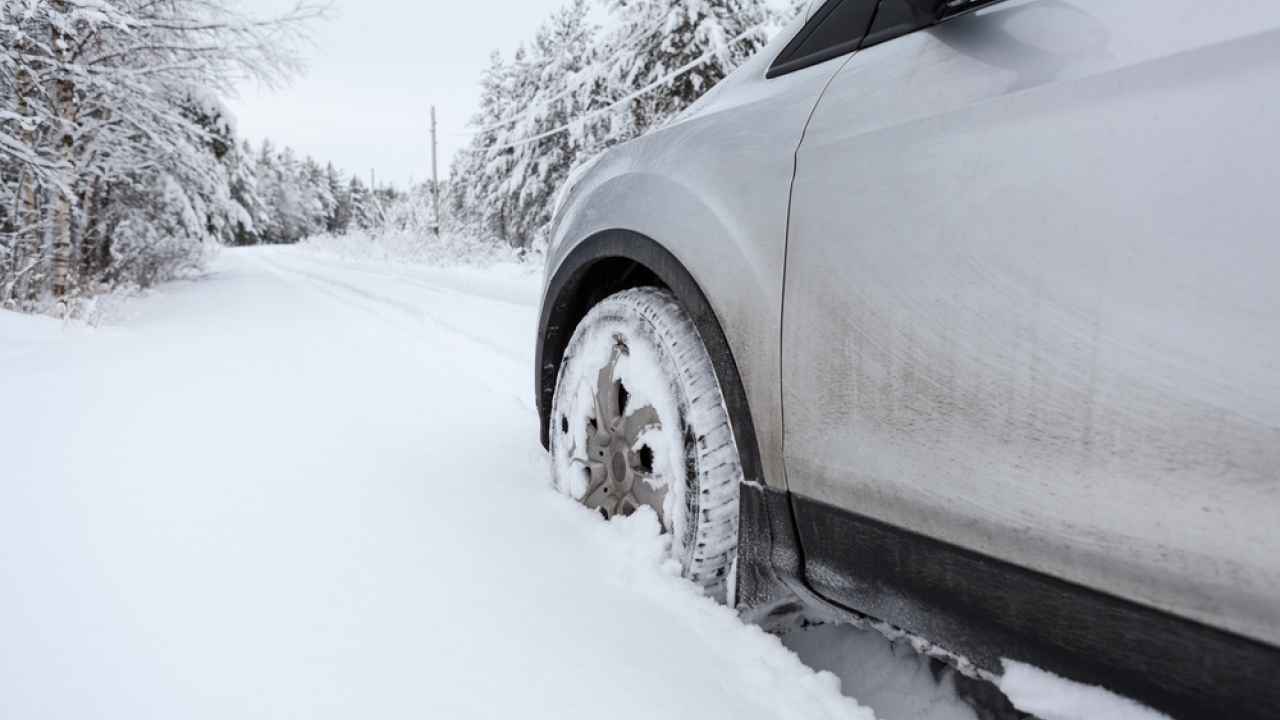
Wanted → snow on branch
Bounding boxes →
[448,0,775,251]
[0,0,327,307]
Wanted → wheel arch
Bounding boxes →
[535,228,765,488]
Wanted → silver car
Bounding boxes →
[535,1,1280,716]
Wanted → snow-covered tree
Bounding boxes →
[346,176,378,232]
[324,162,348,233]
[0,0,322,306]
[219,142,365,246]
[228,139,266,246]
[300,157,334,235]
[504,0,604,246]
[601,0,771,137]
[449,51,517,243]
[453,1,604,249]
[448,0,772,251]
[784,0,811,21]
[261,144,319,244]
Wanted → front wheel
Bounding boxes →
[549,287,743,601]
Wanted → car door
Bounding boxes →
[782,0,1280,653]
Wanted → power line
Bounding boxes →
[470,20,771,154]
[465,21,668,137]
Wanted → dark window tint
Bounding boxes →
[865,0,1010,46]
[862,0,934,48]
[767,0,879,78]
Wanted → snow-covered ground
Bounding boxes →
[1,247,1160,720]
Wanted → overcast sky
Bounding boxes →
[230,0,589,189]
[231,1,792,189]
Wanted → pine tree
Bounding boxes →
[450,51,518,244]
[275,147,310,244]
[499,0,601,248]
[301,157,334,237]
[325,163,350,233]
[448,0,771,251]
[229,140,266,246]
[347,176,377,231]
[601,0,771,138]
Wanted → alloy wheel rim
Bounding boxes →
[565,336,667,524]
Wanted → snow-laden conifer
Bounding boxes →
[449,0,772,251]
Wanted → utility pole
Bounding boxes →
[430,105,440,236]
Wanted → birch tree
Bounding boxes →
[0,0,323,307]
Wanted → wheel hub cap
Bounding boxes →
[609,446,630,488]
[567,338,667,524]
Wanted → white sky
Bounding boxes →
[230,0,587,189]
[231,1,791,189]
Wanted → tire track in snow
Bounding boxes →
[252,252,396,324]
[251,252,534,411]
[279,251,538,360]
[260,252,528,366]
[287,250,535,310]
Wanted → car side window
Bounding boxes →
[768,0,1007,78]
[861,0,934,48]
[766,0,879,79]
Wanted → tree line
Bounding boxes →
[0,0,337,309]
[2,0,800,312]
[229,138,393,247]
[447,0,785,251]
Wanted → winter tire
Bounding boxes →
[550,287,743,602]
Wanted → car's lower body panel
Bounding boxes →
[737,483,1280,720]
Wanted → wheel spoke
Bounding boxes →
[614,491,634,515]
[594,344,624,426]
[566,434,588,466]
[580,463,608,504]
[572,434,605,467]
[629,473,668,526]
[623,404,660,446]
[570,335,672,527]
[585,431,610,465]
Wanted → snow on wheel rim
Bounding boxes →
[562,332,670,524]
[552,311,689,537]
[550,287,743,600]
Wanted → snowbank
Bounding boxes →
[0,248,872,720]
[299,228,539,269]
[999,661,1172,720]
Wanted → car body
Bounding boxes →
[536,1,1280,716]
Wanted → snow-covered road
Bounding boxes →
[1,247,1002,720]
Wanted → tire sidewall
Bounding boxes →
[549,288,741,598]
